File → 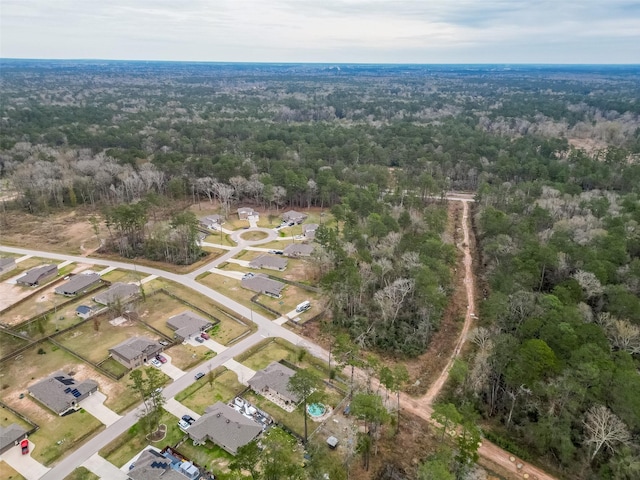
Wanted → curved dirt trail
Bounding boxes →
[399,198,557,480]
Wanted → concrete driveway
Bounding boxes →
[82,453,128,479]
[223,359,256,385]
[164,398,200,424]
[185,337,227,354]
[158,353,185,380]
[81,391,122,426]
[0,440,50,480]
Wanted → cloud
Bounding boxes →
[1,0,638,62]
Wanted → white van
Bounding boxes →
[296,301,311,313]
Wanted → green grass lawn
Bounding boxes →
[176,440,235,478]
[239,339,298,371]
[0,332,29,359]
[196,274,276,320]
[97,357,129,378]
[258,287,322,319]
[0,405,33,430]
[0,461,25,480]
[204,233,235,247]
[243,390,308,438]
[238,230,269,241]
[165,343,214,371]
[63,466,99,480]
[100,269,145,284]
[100,409,187,467]
[146,279,254,344]
[175,369,243,415]
[256,239,292,250]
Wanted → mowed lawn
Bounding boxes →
[238,339,297,371]
[56,318,161,363]
[64,467,99,480]
[0,461,25,480]
[99,409,186,468]
[175,369,243,415]
[165,343,214,371]
[259,286,323,319]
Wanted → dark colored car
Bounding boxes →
[195,372,205,380]
[182,415,195,425]
[195,336,204,343]
[156,354,167,364]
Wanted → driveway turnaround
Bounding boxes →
[82,453,128,480]
[81,391,122,426]
[0,441,50,480]
[164,398,200,424]
[222,359,256,385]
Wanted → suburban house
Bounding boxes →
[0,424,28,455]
[283,244,314,258]
[241,274,285,298]
[0,257,16,275]
[55,272,101,296]
[109,337,163,369]
[248,362,301,406]
[28,372,98,416]
[302,223,319,240]
[16,264,58,287]
[188,401,262,455]
[128,447,200,480]
[282,210,307,224]
[248,254,288,271]
[167,311,214,342]
[237,207,257,220]
[75,305,97,319]
[199,214,224,229]
[93,282,139,306]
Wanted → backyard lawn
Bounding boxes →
[0,406,33,430]
[175,369,243,415]
[237,339,298,371]
[99,409,186,467]
[176,440,235,479]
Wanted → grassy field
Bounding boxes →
[231,249,263,261]
[56,318,161,363]
[240,340,298,371]
[99,409,186,468]
[255,239,292,250]
[63,466,99,480]
[0,332,29,359]
[100,269,145,284]
[238,230,269,241]
[166,343,214,371]
[137,291,212,338]
[97,357,130,378]
[0,461,25,480]
[91,250,223,275]
[175,369,243,415]
[259,286,323,319]
[196,274,276,319]
[146,279,254,344]
[0,405,33,430]
[204,233,235,247]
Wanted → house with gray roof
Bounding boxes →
[167,311,214,342]
[188,401,262,455]
[283,243,314,258]
[248,362,301,406]
[302,223,319,240]
[55,272,101,296]
[28,372,98,416]
[199,214,224,229]
[16,264,57,286]
[109,337,163,369]
[128,448,200,480]
[237,207,257,220]
[0,257,16,275]
[248,255,288,271]
[93,282,139,306]
[282,210,307,224]
[241,274,285,298]
[0,424,27,455]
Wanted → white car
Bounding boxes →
[150,359,162,368]
[178,419,190,431]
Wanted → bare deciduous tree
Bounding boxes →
[584,405,631,461]
[573,269,604,299]
[374,277,415,326]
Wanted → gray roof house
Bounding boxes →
[28,372,98,416]
[188,401,262,455]
[109,337,163,369]
[248,255,288,271]
[241,274,285,298]
[0,424,28,455]
[55,273,101,296]
[167,311,214,342]
[199,214,224,229]
[282,210,307,224]
[93,282,139,306]
[128,448,200,480]
[283,244,314,257]
[16,264,58,286]
[237,207,257,220]
[0,257,16,275]
[303,223,319,239]
[248,362,300,405]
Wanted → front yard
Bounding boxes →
[175,369,243,415]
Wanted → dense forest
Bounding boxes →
[1,60,640,478]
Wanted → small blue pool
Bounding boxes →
[307,403,326,418]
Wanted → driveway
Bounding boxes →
[0,441,50,480]
[158,353,185,380]
[185,337,227,354]
[81,391,122,426]
[164,398,200,424]
[82,453,128,480]
[222,359,256,385]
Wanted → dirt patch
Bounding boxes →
[147,424,167,442]
[568,137,608,155]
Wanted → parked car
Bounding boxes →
[21,439,29,455]
[156,354,167,364]
[195,372,205,380]
[178,419,190,431]
[200,332,210,340]
[150,358,162,368]
[195,336,205,343]
[243,272,255,279]
[273,250,284,255]
[182,415,195,425]
[159,340,169,346]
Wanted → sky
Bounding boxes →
[1,0,639,63]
